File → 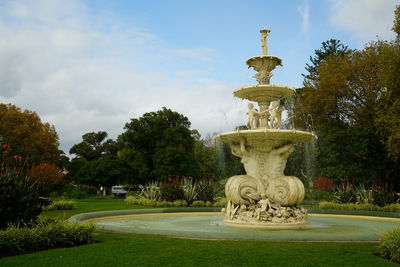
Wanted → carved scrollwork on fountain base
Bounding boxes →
[223,141,307,225]
[266,176,305,206]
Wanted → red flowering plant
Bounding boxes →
[314,176,334,192]
[0,143,25,177]
[0,143,46,229]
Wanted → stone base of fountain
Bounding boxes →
[223,200,307,226]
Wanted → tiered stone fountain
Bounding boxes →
[218,29,317,225]
[70,29,400,239]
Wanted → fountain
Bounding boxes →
[69,29,400,241]
[217,29,316,226]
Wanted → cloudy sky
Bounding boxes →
[0,0,398,154]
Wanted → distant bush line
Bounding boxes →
[319,202,400,212]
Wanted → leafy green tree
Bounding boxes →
[118,107,196,182]
[75,156,133,186]
[374,17,400,161]
[66,157,89,182]
[303,39,350,83]
[69,131,119,161]
[193,138,219,180]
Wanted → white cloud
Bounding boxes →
[329,0,400,44]
[298,0,310,33]
[0,0,243,154]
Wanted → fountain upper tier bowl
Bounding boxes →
[234,84,295,102]
[217,129,316,152]
[246,55,282,72]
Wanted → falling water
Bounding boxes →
[283,92,318,187]
[303,137,318,188]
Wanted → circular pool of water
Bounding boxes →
[77,210,400,241]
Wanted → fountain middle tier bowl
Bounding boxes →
[234,84,295,102]
[217,129,316,152]
[246,56,282,72]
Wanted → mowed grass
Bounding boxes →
[0,199,395,266]
[39,198,151,220]
[0,231,395,267]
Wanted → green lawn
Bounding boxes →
[0,231,395,267]
[40,198,151,220]
[1,199,396,266]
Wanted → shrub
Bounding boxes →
[27,163,65,196]
[0,218,94,257]
[205,201,213,207]
[43,200,76,211]
[212,198,228,207]
[140,181,162,200]
[379,226,400,262]
[382,204,400,212]
[303,189,335,201]
[191,200,213,207]
[334,183,355,203]
[314,177,334,191]
[0,144,47,229]
[354,184,374,204]
[197,180,217,202]
[319,202,400,212]
[181,177,201,205]
[124,196,140,205]
[124,196,189,207]
[372,188,397,207]
[56,184,97,199]
[191,200,206,207]
[172,200,188,207]
[160,182,184,201]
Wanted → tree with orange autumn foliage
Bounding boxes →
[27,163,65,196]
[0,103,61,165]
[294,18,400,189]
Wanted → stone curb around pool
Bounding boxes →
[68,207,221,223]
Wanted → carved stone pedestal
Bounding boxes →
[222,139,307,225]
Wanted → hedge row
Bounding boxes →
[124,196,227,208]
[43,200,76,211]
[319,202,400,212]
[0,219,94,257]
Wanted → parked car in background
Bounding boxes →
[111,185,128,198]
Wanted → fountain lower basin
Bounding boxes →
[71,209,400,241]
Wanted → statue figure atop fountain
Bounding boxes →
[217,29,317,226]
[260,28,270,56]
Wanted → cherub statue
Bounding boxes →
[257,194,271,220]
[269,101,284,129]
[247,103,260,129]
[258,108,271,129]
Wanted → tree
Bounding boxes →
[66,157,89,182]
[393,5,400,40]
[303,39,350,83]
[75,156,133,186]
[295,38,400,189]
[0,104,60,165]
[69,131,119,161]
[373,9,400,161]
[118,107,197,182]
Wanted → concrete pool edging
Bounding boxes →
[68,208,400,241]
